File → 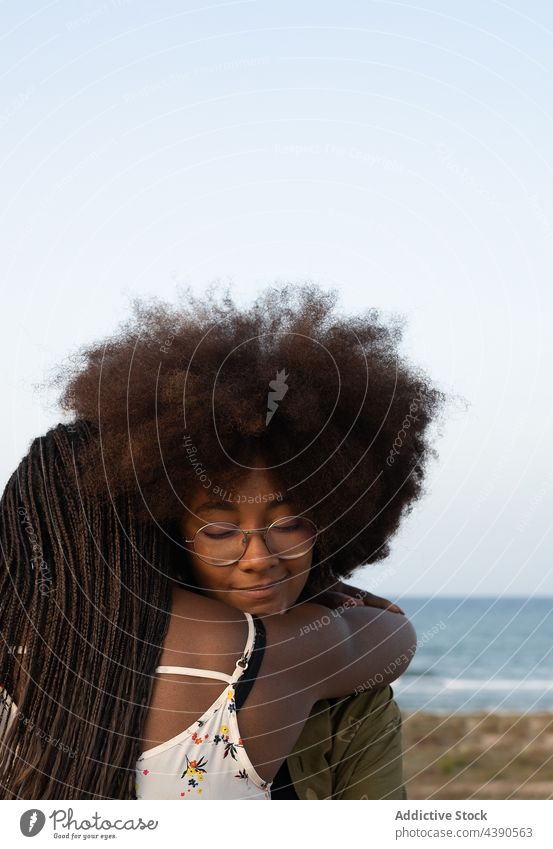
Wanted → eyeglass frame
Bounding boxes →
[183,514,319,566]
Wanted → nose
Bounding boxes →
[237,530,280,572]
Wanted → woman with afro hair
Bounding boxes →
[0,283,445,799]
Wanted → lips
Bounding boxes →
[234,578,286,592]
[231,578,289,599]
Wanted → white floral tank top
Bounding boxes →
[135,612,271,800]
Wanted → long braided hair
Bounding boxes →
[0,420,174,799]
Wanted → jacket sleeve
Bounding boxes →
[285,685,407,800]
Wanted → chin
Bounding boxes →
[235,596,289,616]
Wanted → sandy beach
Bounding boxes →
[401,711,553,799]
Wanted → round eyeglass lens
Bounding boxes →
[266,516,317,560]
[194,522,246,566]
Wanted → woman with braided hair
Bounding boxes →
[0,283,445,799]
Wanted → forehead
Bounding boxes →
[194,495,293,513]
[190,467,286,503]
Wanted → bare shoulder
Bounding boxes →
[259,602,417,699]
[159,584,249,667]
[262,601,414,651]
[169,582,245,623]
[162,588,417,699]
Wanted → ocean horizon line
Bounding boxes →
[397,595,553,600]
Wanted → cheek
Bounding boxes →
[287,558,312,592]
[189,559,231,592]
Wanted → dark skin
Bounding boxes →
[138,585,415,782]
[138,467,409,771]
[178,466,404,617]
[5,469,402,745]
[6,470,402,731]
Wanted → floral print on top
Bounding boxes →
[135,612,271,800]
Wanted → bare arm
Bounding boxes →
[261,602,417,702]
[169,590,416,707]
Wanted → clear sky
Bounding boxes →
[1,1,552,597]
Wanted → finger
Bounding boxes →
[344,596,364,607]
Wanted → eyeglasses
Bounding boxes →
[183,515,318,566]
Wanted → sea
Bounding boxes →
[389,597,553,713]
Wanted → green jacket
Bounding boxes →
[285,685,407,800]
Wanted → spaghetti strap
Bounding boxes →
[154,611,255,684]
[154,666,234,683]
[136,611,271,800]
